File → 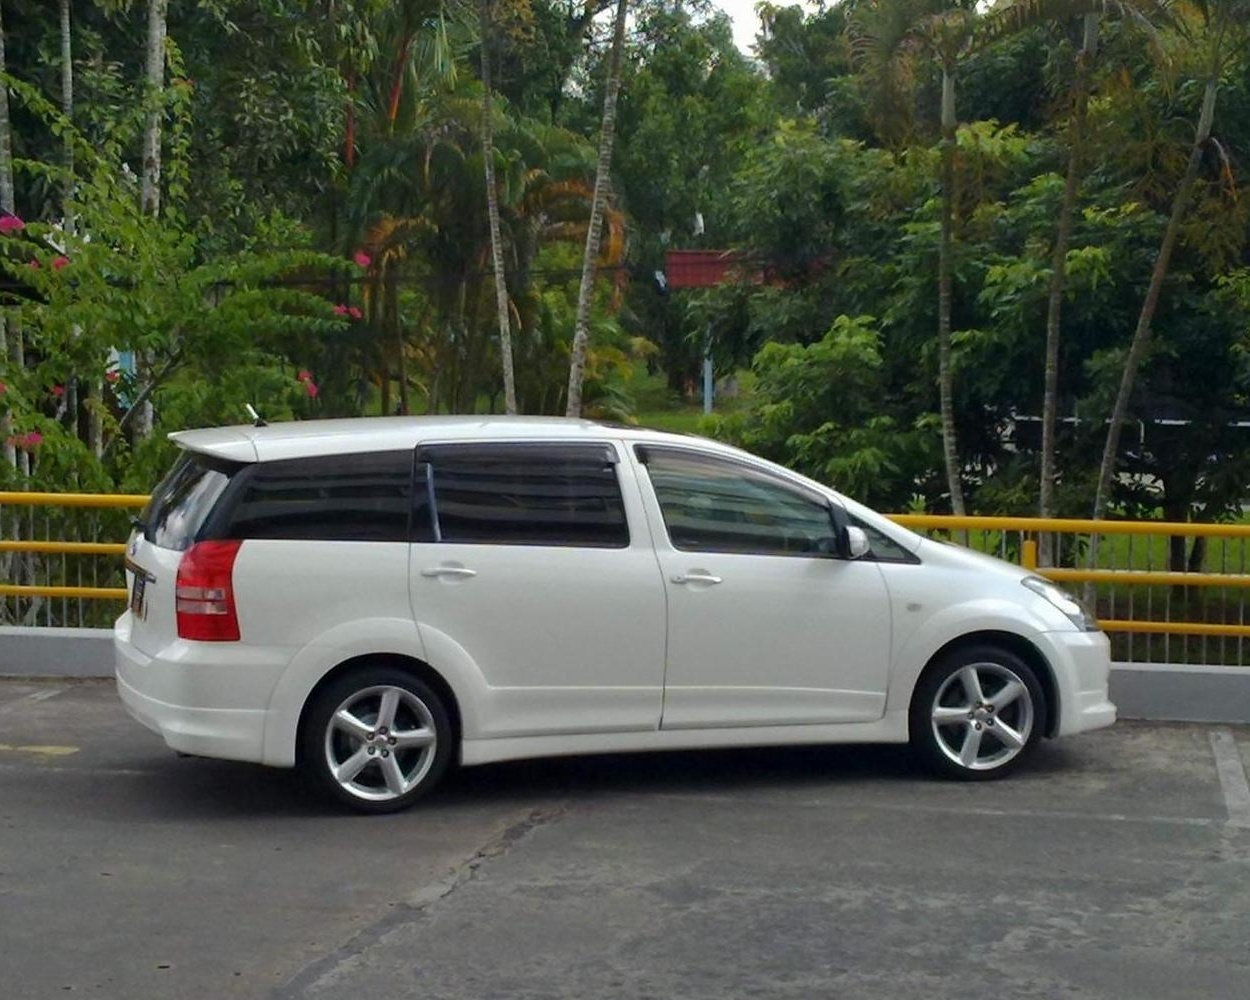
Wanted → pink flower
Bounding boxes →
[353,252,372,268]
[0,214,24,235]
[332,304,350,316]
[297,369,313,382]
[50,385,65,398]
[0,382,6,395]
[105,371,120,384]
[28,259,40,270]
[347,306,362,319]
[51,255,69,270]
[305,380,320,399]
[23,432,42,448]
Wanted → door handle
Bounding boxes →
[671,571,723,585]
[420,566,478,579]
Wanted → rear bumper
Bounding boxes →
[114,612,281,765]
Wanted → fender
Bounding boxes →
[261,616,487,766]
[884,597,1057,713]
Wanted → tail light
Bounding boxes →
[176,540,242,641]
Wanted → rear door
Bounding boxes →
[409,441,667,738]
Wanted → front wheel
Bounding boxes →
[909,645,1045,781]
[300,666,454,813]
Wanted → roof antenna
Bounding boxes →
[245,403,267,427]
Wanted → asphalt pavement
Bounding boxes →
[2,679,1249,1000]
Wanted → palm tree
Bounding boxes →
[479,0,518,414]
[140,0,167,218]
[982,0,1173,554]
[565,0,628,419]
[0,0,15,468]
[1091,0,1250,523]
[850,0,976,514]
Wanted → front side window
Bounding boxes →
[211,451,413,542]
[639,447,837,557]
[420,443,629,548]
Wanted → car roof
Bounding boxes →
[168,415,720,464]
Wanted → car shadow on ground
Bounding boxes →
[111,736,1084,821]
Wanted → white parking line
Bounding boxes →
[0,687,67,715]
[1209,728,1250,829]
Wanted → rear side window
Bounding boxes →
[142,452,238,551]
[419,443,628,548]
[211,451,414,542]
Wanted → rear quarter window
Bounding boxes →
[210,451,414,543]
[142,452,238,551]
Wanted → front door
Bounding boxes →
[409,441,667,739]
[633,446,892,730]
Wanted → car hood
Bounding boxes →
[914,537,1035,582]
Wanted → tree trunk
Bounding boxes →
[565,0,628,418]
[0,0,17,470]
[135,0,168,441]
[391,271,410,415]
[140,0,168,218]
[1039,13,1097,560]
[1091,80,1217,524]
[60,0,74,234]
[480,0,518,415]
[937,66,965,515]
[0,0,13,217]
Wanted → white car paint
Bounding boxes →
[115,416,1115,773]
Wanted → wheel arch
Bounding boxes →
[916,630,1060,739]
[295,653,463,766]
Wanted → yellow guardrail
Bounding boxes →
[1,496,1250,646]
[890,514,1250,640]
[0,492,143,603]
[0,491,148,508]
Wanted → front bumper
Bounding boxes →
[1043,628,1117,736]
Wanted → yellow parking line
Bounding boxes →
[0,743,80,758]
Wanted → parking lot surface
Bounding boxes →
[2,679,1249,999]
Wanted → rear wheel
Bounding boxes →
[909,645,1045,781]
[300,666,453,813]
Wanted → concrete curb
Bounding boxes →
[1,628,1247,724]
[1109,662,1250,725]
[0,626,115,679]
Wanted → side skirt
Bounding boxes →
[459,710,911,767]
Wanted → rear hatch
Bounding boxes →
[126,450,248,657]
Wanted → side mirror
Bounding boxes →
[844,525,870,560]
[827,502,869,560]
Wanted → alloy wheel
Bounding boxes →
[323,684,439,802]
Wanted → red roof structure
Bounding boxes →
[664,249,762,289]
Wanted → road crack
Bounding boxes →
[274,804,568,999]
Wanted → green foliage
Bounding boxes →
[3,0,1250,527]
[709,315,935,506]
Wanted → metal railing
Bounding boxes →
[1,493,1248,665]
[893,515,1250,665]
[0,492,145,628]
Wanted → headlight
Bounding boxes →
[1023,577,1100,632]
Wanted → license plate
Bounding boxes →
[130,574,147,620]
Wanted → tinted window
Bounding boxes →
[640,447,836,557]
[213,451,413,542]
[851,516,917,563]
[142,452,237,551]
[423,443,628,548]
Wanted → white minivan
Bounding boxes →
[115,416,1115,812]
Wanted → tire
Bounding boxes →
[909,644,1046,781]
[300,665,454,813]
